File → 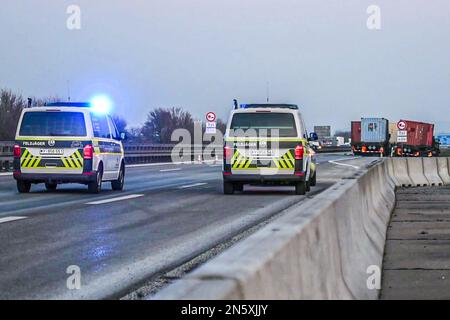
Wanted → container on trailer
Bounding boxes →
[399,120,434,147]
[351,121,361,143]
[361,118,389,143]
[389,122,398,144]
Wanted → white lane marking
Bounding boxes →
[328,158,360,169]
[86,194,144,205]
[0,172,12,176]
[160,168,181,172]
[128,160,217,168]
[178,182,208,189]
[0,216,27,224]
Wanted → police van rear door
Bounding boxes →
[16,110,88,174]
[226,110,301,175]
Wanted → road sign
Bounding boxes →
[398,130,407,137]
[206,112,216,122]
[397,121,407,130]
[397,136,407,143]
[205,118,217,134]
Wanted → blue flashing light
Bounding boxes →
[90,95,112,114]
[46,102,91,107]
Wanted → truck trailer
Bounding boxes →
[360,118,390,156]
[350,121,362,155]
[393,120,439,157]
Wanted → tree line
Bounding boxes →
[0,88,226,143]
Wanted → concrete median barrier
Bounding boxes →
[406,158,428,186]
[423,158,443,186]
[437,157,450,185]
[152,158,450,300]
[391,158,413,187]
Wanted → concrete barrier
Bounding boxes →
[406,158,428,186]
[153,158,450,300]
[423,158,443,186]
[437,158,450,185]
[391,158,413,187]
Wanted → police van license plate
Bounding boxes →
[40,148,64,155]
[250,149,274,157]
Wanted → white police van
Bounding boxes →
[13,102,126,193]
[223,104,318,195]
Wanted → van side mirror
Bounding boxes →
[309,132,318,141]
[120,132,127,141]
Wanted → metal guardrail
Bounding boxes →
[0,141,14,171]
[0,141,221,170]
[0,141,353,172]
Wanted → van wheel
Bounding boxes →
[111,163,125,191]
[310,171,317,186]
[88,164,103,194]
[295,181,306,195]
[45,183,57,191]
[223,181,234,194]
[17,181,31,193]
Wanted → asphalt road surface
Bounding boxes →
[0,153,375,299]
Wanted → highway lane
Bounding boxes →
[0,153,375,299]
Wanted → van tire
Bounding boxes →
[295,181,306,195]
[45,183,57,191]
[17,181,31,193]
[111,163,125,191]
[235,183,244,192]
[306,179,311,192]
[88,164,103,194]
[223,181,234,194]
[310,171,317,186]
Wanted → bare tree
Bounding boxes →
[0,89,26,140]
[112,115,127,134]
[141,107,194,143]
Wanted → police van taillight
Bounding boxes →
[294,145,304,160]
[13,144,21,158]
[84,144,94,159]
[224,146,232,160]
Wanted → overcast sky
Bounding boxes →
[1,0,450,133]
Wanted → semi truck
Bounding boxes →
[350,121,362,155]
[360,118,390,156]
[393,120,440,157]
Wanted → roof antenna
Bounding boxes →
[233,99,238,110]
[266,81,270,103]
[67,80,71,101]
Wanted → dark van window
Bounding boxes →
[230,113,297,137]
[107,116,119,140]
[91,113,111,138]
[19,112,87,136]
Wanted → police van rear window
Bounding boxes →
[230,113,297,137]
[19,112,87,137]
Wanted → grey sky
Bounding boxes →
[1,0,450,133]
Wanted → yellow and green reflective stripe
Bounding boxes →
[70,154,81,169]
[20,149,30,166]
[61,157,69,168]
[272,158,280,169]
[233,154,244,169]
[33,157,41,168]
[282,154,294,168]
[244,158,253,168]
[65,156,75,168]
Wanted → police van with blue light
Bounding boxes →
[13,100,126,194]
[223,103,318,195]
